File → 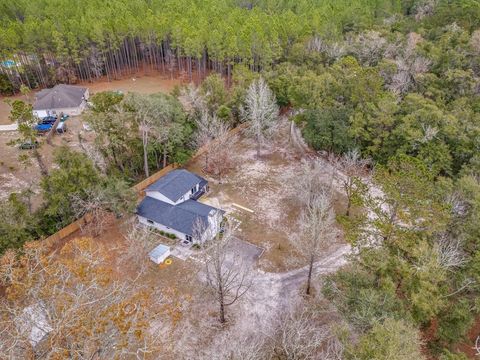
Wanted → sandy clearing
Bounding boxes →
[0,73,182,125]
[187,120,349,273]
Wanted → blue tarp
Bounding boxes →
[1,60,15,68]
[35,124,52,132]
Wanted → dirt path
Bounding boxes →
[290,119,314,157]
[234,243,351,334]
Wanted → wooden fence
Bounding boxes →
[42,122,249,246]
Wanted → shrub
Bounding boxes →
[0,74,16,96]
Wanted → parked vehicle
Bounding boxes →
[56,122,67,133]
[60,114,69,122]
[19,140,39,149]
[35,123,53,133]
[41,115,57,124]
[40,118,56,125]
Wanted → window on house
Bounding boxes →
[185,235,192,242]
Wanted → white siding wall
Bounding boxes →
[175,189,193,204]
[146,185,199,206]
[199,210,223,243]
[33,106,83,118]
[145,191,175,205]
[138,216,188,239]
[138,211,223,244]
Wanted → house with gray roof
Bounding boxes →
[137,169,224,244]
[33,84,89,118]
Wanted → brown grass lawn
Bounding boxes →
[185,121,348,273]
[63,217,198,290]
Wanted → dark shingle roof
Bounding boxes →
[33,84,87,110]
[137,197,223,236]
[146,169,206,203]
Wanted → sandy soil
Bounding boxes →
[57,211,350,359]
[186,121,348,273]
[83,73,181,96]
[0,74,180,207]
[0,115,96,209]
[34,120,354,359]
[0,73,182,125]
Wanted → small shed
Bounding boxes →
[149,244,171,264]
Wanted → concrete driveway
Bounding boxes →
[225,237,264,268]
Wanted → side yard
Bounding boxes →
[0,115,95,207]
[0,74,180,205]
[186,120,348,272]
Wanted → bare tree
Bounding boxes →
[384,32,431,95]
[332,149,370,217]
[193,110,231,172]
[208,134,237,184]
[71,184,135,237]
[0,238,174,359]
[181,83,206,117]
[71,190,114,237]
[269,305,331,360]
[78,133,107,173]
[307,36,347,61]
[292,190,338,295]
[471,30,480,55]
[123,93,162,178]
[348,31,387,66]
[242,77,279,158]
[434,233,467,270]
[295,159,332,208]
[414,0,438,21]
[195,217,252,324]
[202,334,267,360]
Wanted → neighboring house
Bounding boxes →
[33,84,89,118]
[137,169,224,244]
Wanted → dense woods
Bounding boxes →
[1,0,480,359]
[0,0,405,91]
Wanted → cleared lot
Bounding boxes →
[186,121,347,272]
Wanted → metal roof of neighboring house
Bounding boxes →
[149,244,170,259]
[137,197,224,236]
[146,169,207,203]
[33,84,87,110]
